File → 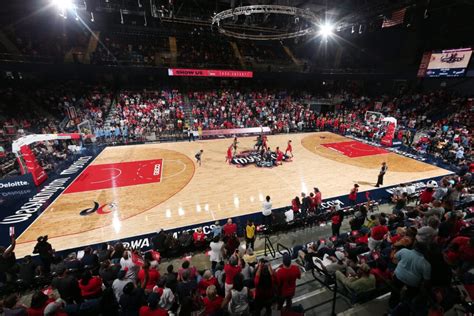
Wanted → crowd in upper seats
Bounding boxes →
[2,87,472,179]
[95,90,186,142]
[188,90,315,131]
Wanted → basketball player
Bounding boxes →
[226,145,233,164]
[285,140,293,158]
[265,147,273,166]
[375,162,388,187]
[195,150,204,166]
[276,146,283,165]
[232,136,239,152]
[255,135,263,150]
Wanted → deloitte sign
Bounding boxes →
[0,181,29,189]
[0,174,35,193]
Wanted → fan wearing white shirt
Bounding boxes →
[120,251,138,282]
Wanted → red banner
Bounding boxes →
[168,68,253,78]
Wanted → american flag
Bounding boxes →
[382,7,407,28]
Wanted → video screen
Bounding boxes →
[425,48,472,78]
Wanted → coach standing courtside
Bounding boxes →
[375,162,388,187]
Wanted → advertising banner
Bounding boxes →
[0,174,35,193]
[168,68,253,78]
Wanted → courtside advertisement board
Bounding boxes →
[168,68,253,78]
[425,48,472,77]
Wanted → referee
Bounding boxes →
[375,162,388,187]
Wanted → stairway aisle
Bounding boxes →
[182,94,194,130]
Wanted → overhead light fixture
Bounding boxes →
[319,22,334,38]
[52,0,75,11]
[52,0,75,18]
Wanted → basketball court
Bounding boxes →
[13,132,451,257]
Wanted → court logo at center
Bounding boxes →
[80,202,117,216]
[231,150,290,168]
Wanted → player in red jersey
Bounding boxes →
[225,145,233,164]
[276,147,283,165]
[262,135,268,150]
[285,140,293,158]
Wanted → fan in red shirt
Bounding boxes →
[197,270,219,295]
[370,259,392,286]
[419,187,435,204]
[285,140,293,158]
[331,208,344,236]
[444,236,474,265]
[308,193,318,213]
[224,255,242,295]
[78,271,102,299]
[27,292,56,316]
[222,218,237,237]
[371,220,389,241]
[139,292,168,316]
[137,261,161,292]
[368,217,389,250]
[202,285,224,315]
[313,188,322,209]
[192,227,206,248]
[276,254,301,310]
[291,196,301,213]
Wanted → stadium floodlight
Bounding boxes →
[52,0,75,11]
[52,0,75,18]
[319,22,334,38]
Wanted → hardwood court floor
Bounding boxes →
[15,132,450,257]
